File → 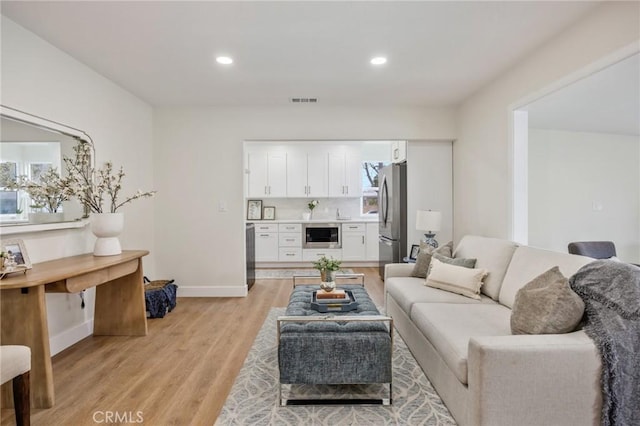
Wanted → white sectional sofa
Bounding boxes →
[384,235,602,426]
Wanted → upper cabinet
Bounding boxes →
[245,142,363,198]
[246,149,287,198]
[328,144,362,197]
[391,140,407,163]
[286,145,328,198]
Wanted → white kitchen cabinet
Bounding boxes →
[277,223,302,261]
[341,223,366,261]
[328,144,362,197]
[366,222,379,261]
[287,146,328,197]
[302,249,342,262]
[246,150,287,197]
[391,140,407,163]
[255,224,279,261]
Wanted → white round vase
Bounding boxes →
[91,213,124,256]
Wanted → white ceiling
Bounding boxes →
[2,1,599,108]
[526,53,640,136]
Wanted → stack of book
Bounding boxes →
[315,289,349,303]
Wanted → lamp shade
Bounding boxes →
[416,210,442,232]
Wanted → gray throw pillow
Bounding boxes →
[432,252,476,269]
[510,266,585,335]
[411,241,453,278]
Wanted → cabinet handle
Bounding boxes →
[285,239,294,242]
[265,186,268,195]
[308,185,311,194]
[345,185,348,194]
[317,253,325,256]
[362,236,365,244]
[394,148,399,159]
[286,253,294,256]
[259,234,270,237]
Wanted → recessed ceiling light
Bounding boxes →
[216,56,233,65]
[370,56,387,65]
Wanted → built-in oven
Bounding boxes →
[302,223,342,249]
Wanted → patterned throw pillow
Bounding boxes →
[411,241,453,278]
[510,266,585,334]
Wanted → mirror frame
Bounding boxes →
[0,104,95,229]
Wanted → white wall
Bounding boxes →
[153,107,455,296]
[528,129,640,262]
[1,17,154,354]
[454,2,640,242]
[406,141,453,251]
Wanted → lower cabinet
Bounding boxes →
[341,223,366,261]
[302,249,342,262]
[255,231,278,261]
[278,224,302,261]
[253,222,378,263]
[366,223,379,261]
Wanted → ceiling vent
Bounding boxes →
[290,97,318,103]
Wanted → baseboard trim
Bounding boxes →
[177,285,248,298]
[50,319,94,356]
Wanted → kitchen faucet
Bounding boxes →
[336,208,340,219]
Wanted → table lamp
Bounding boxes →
[416,210,442,249]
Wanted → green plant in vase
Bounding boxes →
[307,199,319,219]
[313,255,342,291]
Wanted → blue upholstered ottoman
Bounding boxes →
[277,284,393,405]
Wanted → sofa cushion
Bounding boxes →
[411,241,453,278]
[411,303,512,384]
[499,246,594,309]
[510,266,585,334]
[385,277,494,315]
[453,236,519,301]
[425,258,488,300]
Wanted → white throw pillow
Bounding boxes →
[425,258,488,300]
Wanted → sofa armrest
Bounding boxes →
[384,263,414,280]
[467,332,602,426]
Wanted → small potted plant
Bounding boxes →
[306,199,319,220]
[313,255,342,290]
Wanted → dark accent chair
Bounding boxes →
[568,241,617,259]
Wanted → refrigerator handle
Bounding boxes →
[380,175,389,227]
[379,236,393,246]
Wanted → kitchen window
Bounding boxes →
[361,161,384,215]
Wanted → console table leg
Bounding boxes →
[1,286,54,409]
[93,259,147,336]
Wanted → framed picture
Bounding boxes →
[409,244,420,260]
[247,199,263,220]
[263,206,276,220]
[2,238,32,270]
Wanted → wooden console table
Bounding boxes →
[0,250,149,408]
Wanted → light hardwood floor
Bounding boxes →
[1,267,384,426]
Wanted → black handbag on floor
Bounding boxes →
[144,276,178,318]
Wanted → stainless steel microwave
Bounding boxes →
[302,223,341,249]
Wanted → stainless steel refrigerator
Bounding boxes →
[378,163,407,279]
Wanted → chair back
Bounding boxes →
[567,241,616,259]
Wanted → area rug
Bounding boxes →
[216,308,456,425]
[255,268,354,279]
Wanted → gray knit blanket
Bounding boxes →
[569,260,640,426]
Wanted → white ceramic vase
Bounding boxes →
[91,213,124,256]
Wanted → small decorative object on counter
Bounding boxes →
[307,199,319,219]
